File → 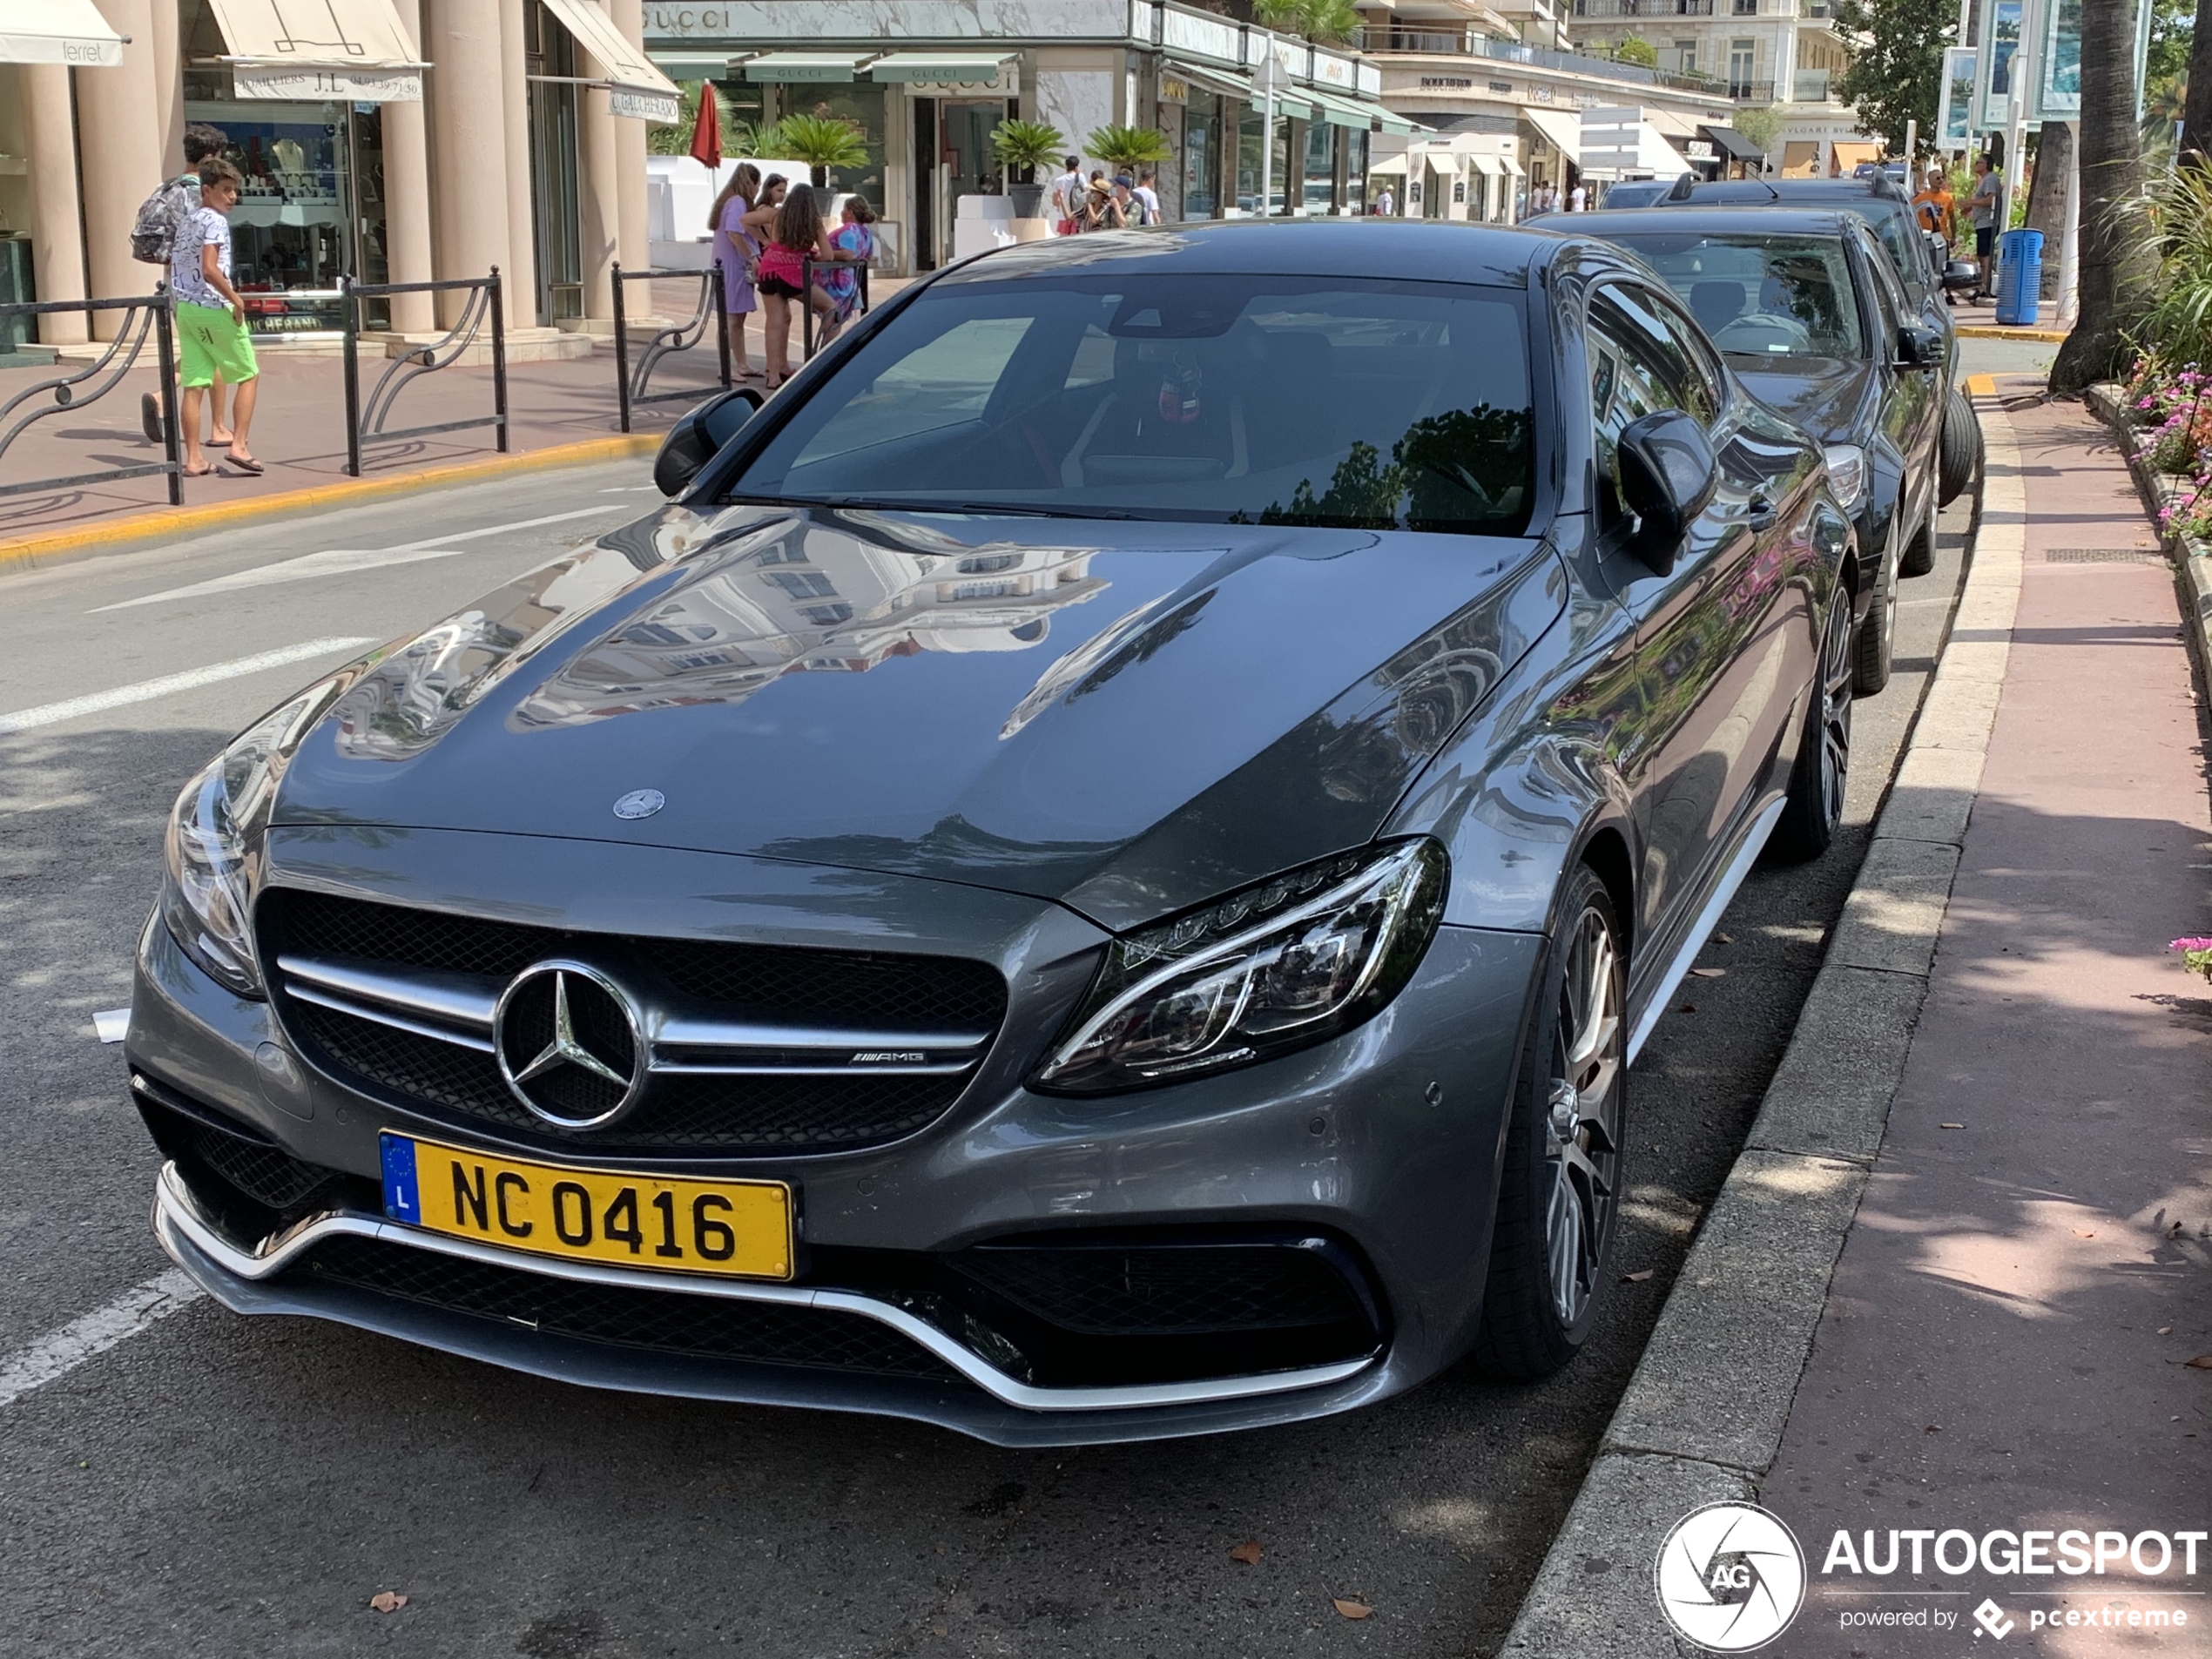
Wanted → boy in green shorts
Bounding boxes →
[170,157,261,475]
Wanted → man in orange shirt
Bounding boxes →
[1912,166,1957,244]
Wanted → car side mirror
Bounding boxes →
[1896,325,1945,369]
[1615,409,1719,577]
[654,386,765,497]
[1942,260,1979,292]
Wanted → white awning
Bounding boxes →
[206,0,423,98]
[1367,153,1413,175]
[1498,153,1526,176]
[741,51,868,82]
[1521,107,1580,156]
[1636,122,1689,174]
[1467,152,1503,175]
[0,0,125,65]
[541,0,680,116]
[868,51,1015,82]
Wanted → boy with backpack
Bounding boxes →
[170,158,261,475]
[136,124,234,448]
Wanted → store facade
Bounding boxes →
[643,0,1406,273]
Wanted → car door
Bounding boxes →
[1856,226,1939,535]
[1583,280,1768,950]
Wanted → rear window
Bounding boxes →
[1602,232,1864,359]
[725,274,1538,536]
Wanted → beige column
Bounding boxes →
[77,0,165,337]
[20,64,90,346]
[151,0,182,171]
[496,0,540,327]
[577,69,620,321]
[610,0,649,274]
[381,0,437,331]
[426,0,512,326]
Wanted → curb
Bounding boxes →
[0,433,658,575]
[1499,399,2027,1655]
[1956,324,2069,342]
[2083,381,2212,683]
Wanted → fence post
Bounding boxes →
[713,266,731,388]
[489,267,509,454]
[612,264,632,435]
[341,274,362,478]
[153,287,182,505]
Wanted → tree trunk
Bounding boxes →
[2026,122,2071,300]
[2183,0,2212,159]
[2050,0,2152,392]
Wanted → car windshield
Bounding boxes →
[726,273,1537,536]
[1846,201,1920,285]
[1601,233,1864,358]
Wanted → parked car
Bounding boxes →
[1567,206,1947,693]
[1658,174,1982,507]
[134,220,1858,1445]
[1590,177,1679,209]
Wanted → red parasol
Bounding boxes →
[688,82,722,173]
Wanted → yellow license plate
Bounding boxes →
[379,1132,793,1281]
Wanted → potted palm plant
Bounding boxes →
[1087,124,1175,184]
[774,113,869,190]
[990,118,1067,219]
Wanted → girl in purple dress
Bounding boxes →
[707,163,763,378]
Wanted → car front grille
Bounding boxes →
[263,890,1009,1157]
[294,1234,960,1380]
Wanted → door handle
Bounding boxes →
[1746,495,1777,529]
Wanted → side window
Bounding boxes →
[1858,229,1906,350]
[1588,283,1704,516]
[1650,297,1723,423]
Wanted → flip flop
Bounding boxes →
[182,461,214,477]
[224,451,265,475]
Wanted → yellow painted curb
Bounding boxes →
[1964,373,1997,397]
[0,433,658,574]
[1956,325,2069,342]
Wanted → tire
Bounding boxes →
[1898,489,1939,578]
[1474,867,1627,1381]
[1938,388,1983,507]
[1852,533,1898,695]
[1769,590,1854,865]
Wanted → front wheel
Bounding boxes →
[1474,867,1627,1381]
[1852,534,1898,695]
[1898,489,1939,578]
[1769,591,1854,864]
[1938,388,1983,507]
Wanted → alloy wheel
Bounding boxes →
[1543,905,1624,1327]
[1816,597,1854,833]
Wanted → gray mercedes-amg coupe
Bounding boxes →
[132,220,1856,1445]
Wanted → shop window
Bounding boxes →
[1302,120,1335,214]
[1183,94,1221,218]
[775,83,887,206]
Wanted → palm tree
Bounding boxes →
[2051,0,2155,391]
[774,113,869,189]
[1253,0,1361,44]
[1087,124,1175,176]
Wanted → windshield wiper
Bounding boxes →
[737,495,1152,522]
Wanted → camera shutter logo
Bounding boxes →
[1653,1502,1807,1652]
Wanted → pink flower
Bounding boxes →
[2169,938,2212,953]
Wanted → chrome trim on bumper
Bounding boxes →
[152,1162,1376,1414]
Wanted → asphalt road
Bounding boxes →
[0,450,1975,1657]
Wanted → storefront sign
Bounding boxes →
[611,86,682,120]
[1685,139,1713,157]
[900,69,1015,97]
[233,65,421,100]
[1420,76,1472,89]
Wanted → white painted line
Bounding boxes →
[0,1270,203,1411]
[93,1008,129,1043]
[0,637,375,735]
[93,504,627,612]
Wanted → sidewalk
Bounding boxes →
[1950,293,2071,342]
[0,276,914,554]
[1760,383,2212,1649]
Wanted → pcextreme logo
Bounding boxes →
[1654,1503,1808,1652]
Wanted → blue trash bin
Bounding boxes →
[1995,228,2044,326]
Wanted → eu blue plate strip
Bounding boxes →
[379,1132,420,1224]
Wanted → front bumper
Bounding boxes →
[130,836,1544,1444]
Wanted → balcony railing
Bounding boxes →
[1570,0,1715,16]
[1791,69,1832,99]
[1363,29,1734,93]
[1728,78,1775,99]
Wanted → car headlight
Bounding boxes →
[160,677,347,998]
[1823,443,1869,511]
[1033,840,1448,1096]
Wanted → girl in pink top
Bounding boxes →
[752,182,857,390]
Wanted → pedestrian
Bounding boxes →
[1049,155,1083,233]
[821,194,877,325]
[1966,154,2002,300]
[752,181,854,389]
[1112,177,1139,226]
[1079,176,1125,232]
[138,122,235,448]
[169,157,260,476]
[1568,179,1588,212]
[707,162,764,379]
[1912,165,1956,244]
[1374,182,1395,217]
[1135,170,1161,226]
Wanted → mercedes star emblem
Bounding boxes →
[493,961,648,1129]
[612,788,666,819]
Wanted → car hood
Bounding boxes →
[277,502,1567,931]
[1730,356,1877,447]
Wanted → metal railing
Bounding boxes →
[610,264,732,435]
[799,257,871,362]
[1399,33,1732,95]
[0,290,181,505]
[341,270,507,478]
[1569,0,1715,16]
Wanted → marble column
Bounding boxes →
[497,0,541,326]
[381,0,437,332]
[151,0,182,172]
[577,13,620,323]
[20,64,90,345]
[77,0,164,338]
[610,0,650,276]
[426,0,512,327]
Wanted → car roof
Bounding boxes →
[933,219,1548,288]
[1566,206,1873,240]
[1680,177,1913,210]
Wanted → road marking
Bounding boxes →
[0,637,375,735]
[91,504,625,611]
[1965,372,1996,397]
[0,1270,204,1411]
[93,1009,129,1043]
